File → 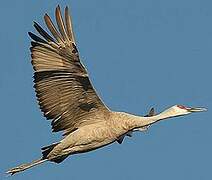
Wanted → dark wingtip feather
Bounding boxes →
[33,21,37,25]
[56,4,61,10]
[33,20,55,43]
[28,32,47,44]
[44,13,48,18]
[149,108,155,116]
[65,6,69,12]
[28,32,33,38]
[144,107,155,117]
[30,41,40,48]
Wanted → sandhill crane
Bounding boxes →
[7,5,206,175]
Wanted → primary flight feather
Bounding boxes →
[7,5,206,175]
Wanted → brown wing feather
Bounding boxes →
[29,5,109,135]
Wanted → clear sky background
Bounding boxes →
[1,0,211,179]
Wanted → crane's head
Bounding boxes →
[170,105,207,117]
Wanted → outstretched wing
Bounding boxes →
[29,5,109,136]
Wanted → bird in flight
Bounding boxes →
[7,5,206,175]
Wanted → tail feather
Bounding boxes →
[42,142,59,158]
[42,142,68,164]
[6,158,47,175]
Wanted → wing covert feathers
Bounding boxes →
[29,5,109,135]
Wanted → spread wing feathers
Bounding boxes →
[29,5,109,136]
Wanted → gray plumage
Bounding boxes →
[7,5,206,175]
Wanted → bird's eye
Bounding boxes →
[177,105,187,109]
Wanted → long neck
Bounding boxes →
[124,107,182,130]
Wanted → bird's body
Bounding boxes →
[7,5,206,175]
[47,113,118,159]
[43,111,152,161]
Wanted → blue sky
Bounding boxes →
[1,0,211,179]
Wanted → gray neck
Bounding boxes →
[125,107,184,129]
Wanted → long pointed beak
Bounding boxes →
[188,107,207,112]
